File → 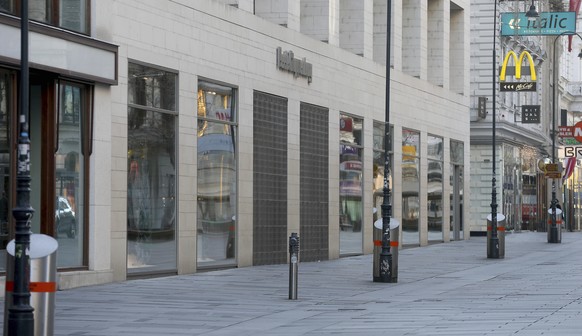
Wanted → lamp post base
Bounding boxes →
[548,226,560,243]
[378,251,393,283]
[487,236,500,259]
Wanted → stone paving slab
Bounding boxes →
[2,232,582,335]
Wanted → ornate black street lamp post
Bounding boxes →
[7,0,35,335]
[379,0,394,282]
[488,0,501,259]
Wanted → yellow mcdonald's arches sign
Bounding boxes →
[499,50,537,82]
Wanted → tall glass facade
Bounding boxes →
[127,62,177,274]
[197,82,237,267]
[339,114,363,255]
[55,82,85,267]
[402,129,420,245]
[427,135,443,242]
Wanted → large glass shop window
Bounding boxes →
[450,140,464,240]
[339,114,363,255]
[503,144,521,231]
[55,82,85,267]
[427,135,443,242]
[127,63,177,274]
[197,82,237,267]
[402,129,420,246]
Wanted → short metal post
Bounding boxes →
[288,233,299,300]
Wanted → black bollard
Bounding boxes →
[288,233,299,300]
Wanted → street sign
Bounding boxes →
[501,12,577,36]
[544,163,561,178]
[521,105,540,123]
[500,82,536,92]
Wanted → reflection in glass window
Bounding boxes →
[54,82,85,267]
[450,140,464,240]
[340,114,363,255]
[127,63,177,274]
[20,0,90,34]
[402,129,420,245]
[197,82,237,267]
[59,0,88,33]
[427,135,443,241]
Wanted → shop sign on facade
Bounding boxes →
[558,121,582,142]
[501,12,576,36]
[276,47,313,83]
[521,105,540,123]
[544,163,562,179]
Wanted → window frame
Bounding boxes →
[0,0,91,35]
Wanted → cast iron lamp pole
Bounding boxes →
[7,0,35,335]
[488,0,500,259]
[550,31,582,243]
[379,0,394,282]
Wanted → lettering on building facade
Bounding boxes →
[276,47,313,83]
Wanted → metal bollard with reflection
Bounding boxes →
[288,233,299,300]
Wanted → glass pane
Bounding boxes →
[55,83,83,267]
[427,160,443,241]
[340,115,363,146]
[402,129,420,152]
[30,0,49,23]
[427,135,443,161]
[127,108,176,273]
[450,165,464,240]
[402,129,420,245]
[60,0,88,34]
[521,148,538,231]
[450,140,464,164]
[0,72,11,272]
[0,0,14,14]
[503,145,521,231]
[340,143,363,254]
[198,83,235,122]
[128,63,177,111]
[197,83,237,267]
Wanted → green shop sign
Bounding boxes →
[501,12,576,36]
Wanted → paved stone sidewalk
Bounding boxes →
[2,231,582,335]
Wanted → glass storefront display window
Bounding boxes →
[340,114,363,255]
[197,82,237,267]
[427,135,443,241]
[402,129,420,245]
[127,62,177,274]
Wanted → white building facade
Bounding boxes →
[0,0,471,288]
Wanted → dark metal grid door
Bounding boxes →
[300,103,329,261]
[253,91,288,265]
